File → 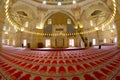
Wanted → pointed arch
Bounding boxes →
[41,10,77,28]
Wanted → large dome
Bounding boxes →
[33,0,84,5]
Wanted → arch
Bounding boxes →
[81,1,111,20]
[41,10,77,28]
[11,1,37,19]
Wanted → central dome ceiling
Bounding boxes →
[33,0,84,5]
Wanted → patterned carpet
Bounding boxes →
[0,46,120,80]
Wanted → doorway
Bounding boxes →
[56,37,64,48]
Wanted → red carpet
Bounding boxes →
[84,74,95,80]
[11,71,23,80]
[33,76,42,80]
[116,76,120,80]
[0,46,120,80]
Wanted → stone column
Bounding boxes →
[75,35,80,47]
[0,22,3,49]
[14,31,23,47]
[117,25,120,48]
[115,1,120,47]
[0,1,5,49]
[116,18,120,47]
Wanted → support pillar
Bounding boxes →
[115,2,120,47]
[116,20,120,47]
[14,31,22,47]
[0,22,3,49]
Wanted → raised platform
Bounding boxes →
[31,47,85,51]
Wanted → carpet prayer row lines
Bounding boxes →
[0,46,120,80]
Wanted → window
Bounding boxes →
[24,21,29,27]
[43,0,46,4]
[92,39,96,45]
[14,25,18,32]
[45,39,51,47]
[3,26,6,31]
[101,24,104,31]
[73,0,76,4]
[8,27,11,31]
[67,19,71,24]
[90,20,93,26]
[113,24,116,29]
[58,2,61,6]
[114,37,117,43]
[2,39,4,44]
[23,39,27,46]
[69,39,74,47]
[104,38,107,43]
[7,39,9,45]
[48,19,52,24]
[13,40,15,46]
[21,27,24,31]
[2,39,9,45]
